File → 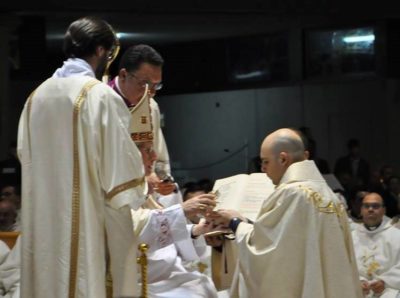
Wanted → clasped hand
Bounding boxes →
[182,194,217,217]
[206,209,246,226]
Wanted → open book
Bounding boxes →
[205,173,275,236]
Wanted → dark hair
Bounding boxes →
[347,138,360,150]
[387,175,400,184]
[118,44,164,73]
[379,164,393,176]
[1,183,21,196]
[183,182,207,201]
[63,16,117,59]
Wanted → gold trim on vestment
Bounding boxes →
[26,90,36,162]
[130,132,154,142]
[69,79,100,298]
[137,243,149,298]
[106,176,145,200]
[298,185,345,216]
[27,91,35,125]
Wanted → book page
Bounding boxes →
[238,173,275,221]
[212,173,275,221]
[212,174,250,211]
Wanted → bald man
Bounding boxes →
[210,128,362,298]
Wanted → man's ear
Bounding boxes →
[119,68,128,80]
[279,152,288,165]
[95,46,106,58]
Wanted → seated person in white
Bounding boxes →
[0,237,20,298]
[391,198,399,229]
[128,87,219,297]
[352,192,400,298]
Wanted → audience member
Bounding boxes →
[352,192,400,297]
[334,138,370,196]
[0,184,21,230]
[381,175,400,218]
[369,165,395,195]
[299,126,330,174]
[248,155,262,173]
[380,165,395,191]
[0,142,20,185]
[349,190,369,221]
[0,201,17,232]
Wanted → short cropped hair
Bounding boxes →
[118,44,164,72]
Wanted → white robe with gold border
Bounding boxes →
[18,75,147,298]
[132,200,218,298]
[352,216,400,298]
[230,160,363,298]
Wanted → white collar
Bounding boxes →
[52,58,95,78]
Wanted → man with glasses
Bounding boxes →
[352,192,400,297]
[108,45,176,197]
[18,17,147,298]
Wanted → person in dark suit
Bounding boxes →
[334,138,370,197]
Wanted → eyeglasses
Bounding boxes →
[128,73,163,91]
[361,203,384,210]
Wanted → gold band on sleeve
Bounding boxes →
[106,176,145,200]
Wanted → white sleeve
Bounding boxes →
[0,237,20,297]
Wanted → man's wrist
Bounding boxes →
[191,225,199,239]
[229,217,243,233]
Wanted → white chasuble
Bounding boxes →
[17,76,146,298]
[231,160,363,298]
[132,198,218,297]
[352,216,400,298]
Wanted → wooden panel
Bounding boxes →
[0,231,20,249]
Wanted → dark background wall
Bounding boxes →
[1,1,400,183]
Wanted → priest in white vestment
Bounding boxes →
[352,192,400,298]
[17,17,147,298]
[210,128,363,298]
[127,90,219,297]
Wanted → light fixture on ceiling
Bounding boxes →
[343,34,375,43]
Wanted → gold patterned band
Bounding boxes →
[298,185,345,216]
[106,176,146,200]
[130,132,154,142]
[137,243,149,298]
[69,79,100,298]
